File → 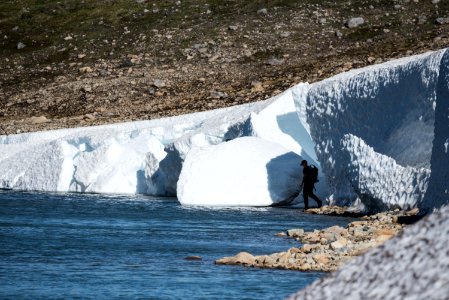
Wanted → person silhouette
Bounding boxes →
[300,160,322,210]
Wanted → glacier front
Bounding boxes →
[0,49,448,211]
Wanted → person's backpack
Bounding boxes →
[310,165,319,183]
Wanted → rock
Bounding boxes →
[210,90,228,99]
[326,226,347,236]
[78,54,86,59]
[417,15,427,25]
[257,8,268,15]
[84,114,96,121]
[30,116,50,124]
[367,56,376,63]
[375,234,393,244]
[64,35,73,41]
[289,247,301,254]
[79,67,93,73]
[374,228,395,236]
[81,86,92,93]
[345,17,365,28]
[267,58,284,66]
[251,81,264,92]
[313,253,330,265]
[287,228,305,237]
[435,17,449,25]
[335,30,343,38]
[258,255,275,267]
[406,208,420,216]
[275,232,287,237]
[280,32,290,38]
[432,0,440,4]
[302,244,316,253]
[228,25,238,31]
[215,252,256,266]
[16,42,26,50]
[152,79,166,88]
[184,256,202,260]
[330,238,348,250]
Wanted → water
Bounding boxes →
[0,191,354,299]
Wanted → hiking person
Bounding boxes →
[299,160,322,210]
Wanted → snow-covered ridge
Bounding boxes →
[1,49,448,210]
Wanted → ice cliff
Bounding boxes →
[0,49,447,210]
[295,49,448,211]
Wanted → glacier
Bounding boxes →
[297,48,448,211]
[0,49,448,211]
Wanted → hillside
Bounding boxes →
[1,0,448,135]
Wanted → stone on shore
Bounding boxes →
[215,252,256,266]
[215,209,415,272]
[288,205,449,300]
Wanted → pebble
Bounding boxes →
[184,256,202,260]
[30,116,50,124]
[16,42,26,50]
[435,17,449,25]
[345,17,365,28]
[266,58,284,66]
[79,66,93,73]
[210,90,228,99]
[153,79,166,88]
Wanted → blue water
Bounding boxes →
[0,191,354,299]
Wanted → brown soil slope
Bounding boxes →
[1,0,448,135]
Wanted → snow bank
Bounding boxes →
[145,87,322,198]
[177,137,302,206]
[0,86,313,202]
[294,49,447,211]
[288,204,449,300]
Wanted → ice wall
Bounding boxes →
[294,49,447,211]
[422,50,449,210]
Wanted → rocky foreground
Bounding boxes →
[288,205,449,300]
[215,207,420,272]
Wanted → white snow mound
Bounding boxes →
[177,137,302,206]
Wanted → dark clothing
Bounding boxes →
[302,165,315,185]
[303,183,322,210]
[302,165,322,209]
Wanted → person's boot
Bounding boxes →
[316,199,323,208]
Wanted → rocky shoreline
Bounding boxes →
[215,206,420,272]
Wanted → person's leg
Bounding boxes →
[303,185,309,210]
[309,188,322,208]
